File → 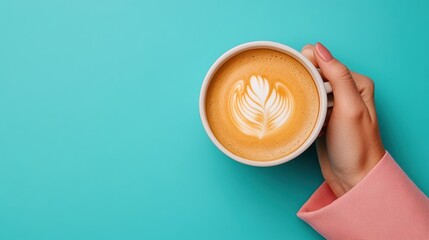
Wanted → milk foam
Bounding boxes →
[205,49,320,161]
[229,75,294,139]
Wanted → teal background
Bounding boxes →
[0,0,428,239]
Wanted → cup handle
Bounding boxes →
[323,82,334,107]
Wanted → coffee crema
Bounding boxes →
[205,49,320,161]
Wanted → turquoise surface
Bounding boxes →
[1,0,428,239]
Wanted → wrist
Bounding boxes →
[334,148,386,196]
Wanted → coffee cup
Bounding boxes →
[199,41,332,167]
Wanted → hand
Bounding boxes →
[301,43,385,197]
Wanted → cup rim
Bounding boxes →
[199,41,328,167]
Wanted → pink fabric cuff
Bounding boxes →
[297,151,429,240]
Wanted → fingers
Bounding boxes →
[351,72,374,101]
[324,107,333,127]
[313,43,363,110]
[318,107,332,137]
[301,45,318,67]
[302,42,376,122]
[351,72,377,121]
[301,45,326,82]
[316,139,330,172]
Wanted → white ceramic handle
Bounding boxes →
[323,82,332,93]
[324,82,334,107]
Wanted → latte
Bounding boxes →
[205,49,320,161]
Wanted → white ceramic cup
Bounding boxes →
[199,41,333,167]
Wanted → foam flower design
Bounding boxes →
[229,75,294,139]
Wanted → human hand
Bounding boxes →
[301,43,385,197]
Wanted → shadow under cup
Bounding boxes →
[200,41,331,167]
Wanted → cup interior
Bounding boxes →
[199,41,328,167]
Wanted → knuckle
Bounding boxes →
[360,77,375,100]
[363,77,375,92]
[333,63,352,80]
[345,105,366,120]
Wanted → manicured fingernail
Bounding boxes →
[316,42,333,62]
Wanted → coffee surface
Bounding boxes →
[205,49,319,161]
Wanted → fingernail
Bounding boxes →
[316,42,333,62]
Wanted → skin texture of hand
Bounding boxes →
[301,43,385,197]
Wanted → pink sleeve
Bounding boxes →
[297,151,429,240]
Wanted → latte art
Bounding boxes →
[205,49,320,161]
[229,75,294,139]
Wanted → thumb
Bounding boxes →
[314,43,361,107]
